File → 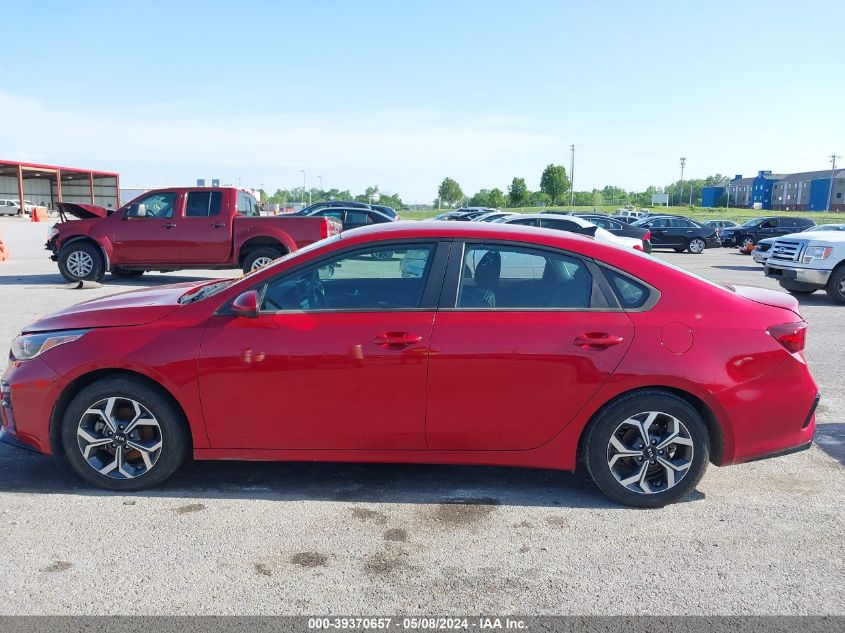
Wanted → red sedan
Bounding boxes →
[1,222,819,507]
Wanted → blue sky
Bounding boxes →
[2,0,843,202]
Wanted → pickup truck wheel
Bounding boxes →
[243,247,283,274]
[111,268,145,278]
[58,242,105,283]
[825,267,845,304]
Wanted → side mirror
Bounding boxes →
[231,290,259,318]
[125,203,147,219]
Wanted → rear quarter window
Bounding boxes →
[601,267,651,309]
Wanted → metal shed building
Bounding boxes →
[0,160,120,212]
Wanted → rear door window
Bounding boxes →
[237,191,259,216]
[185,191,223,217]
[457,244,593,309]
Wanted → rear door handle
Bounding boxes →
[375,332,423,348]
[162,223,176,229]
[573,333,625,349]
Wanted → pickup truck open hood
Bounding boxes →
[23,283,201,333]
[56,201,112,219]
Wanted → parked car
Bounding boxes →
[0,199,21,216]
[719,216,815,249]
[48,187,341,283]
[434,210,488,221]
[472,211,516,222]
[764,229,845,303]
[303,206,397,231]
[704,220,739,230]
[630,215,720,253]
[500,213,645,251]
[3,221,819,507]
[572,213,652,253]
[614,208,648,223]
[298,200,371,215]
[370,204,399,219]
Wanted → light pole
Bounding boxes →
[679,157,686,206]
[318,175,323,197]
[300,170,306,205]
[569,144,575,207]
[826,153,840,212]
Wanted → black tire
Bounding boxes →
[61,377,190,491]
[583,390,710,508]
[57,241,105,283]
[741,236,756,249]
[242,247,284,274]
[111,268,145,278]
[825,266,845,305]
[687,237,706,254]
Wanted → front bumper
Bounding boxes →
[752,250,769,264]
[764,264,832,288]
[1,357,67,455]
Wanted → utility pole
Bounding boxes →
[318,175,323,196]
[826,153,840,212]
[679,157,686,207]
[569,144,575,207]
[300,170,306,205]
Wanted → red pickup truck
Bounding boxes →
[47,187,341,282]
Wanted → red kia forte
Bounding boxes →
[1,222,819,507]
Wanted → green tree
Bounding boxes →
[508,177,529,207]
[529,191,551,207]
[469,189,492,207]
[539,164,570,205]
[437,177,464,207]
[488,187,505,208]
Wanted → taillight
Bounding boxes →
[643,231,651,242]
[768,322,807,354]
[320,218,342,238]
[633,244,643,251]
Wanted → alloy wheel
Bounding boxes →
[76,397,163,479]
[689,238,705,254]
[606,411,694,494]
[67,250,94,278]
[250,256,274,271]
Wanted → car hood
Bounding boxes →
[729,284,801,317]
[23,282,203,333]
[56,201,112,219]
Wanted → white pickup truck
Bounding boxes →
[764,226,845,303]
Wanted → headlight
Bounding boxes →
[10,329,89,360]
[802,246,833,264]
[47,226,59,239]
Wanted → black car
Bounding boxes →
[718,216,816,249]
[572,213,653,253]
[370,204,399,219]
[298,200,371,215]
[305,206,396,231]
[434,210,488,221]
[630,215,720,254]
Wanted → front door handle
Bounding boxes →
[211,223,226,228]
[375,332,423,348]
[573,333,625,349]
[162,223,176,229]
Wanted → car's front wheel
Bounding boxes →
[58,242,105,283]
[584,390,710,507]
[61,377,190,491]
[687,237,706,254]
[825,266,845,304]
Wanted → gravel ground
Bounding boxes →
[0,217,842,615]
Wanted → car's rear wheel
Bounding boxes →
[584,390,709,508]
[825,266,845,304]
[243,247,284,274]
[61,377,190,491]
[687,237,706,254]
[58,242,105,283]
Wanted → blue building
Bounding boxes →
[702,168,845,211]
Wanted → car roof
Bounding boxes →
[502,213,595,227]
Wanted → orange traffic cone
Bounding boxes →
[0,226,9,261]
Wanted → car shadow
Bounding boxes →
[711,265,765,272]
[815,422,845,466]
[0,273,223,287]
[0,443,706,509]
